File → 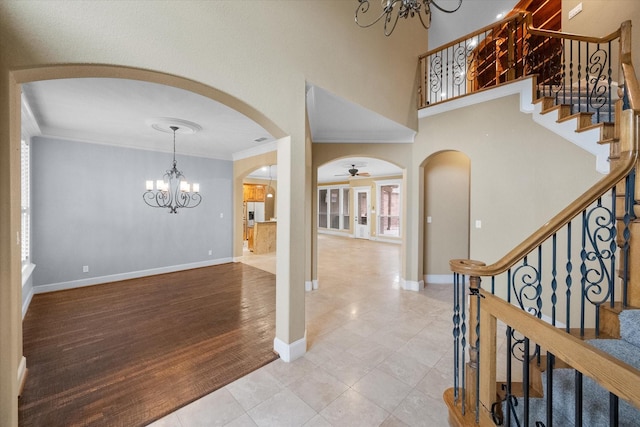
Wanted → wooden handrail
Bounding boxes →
[451,20,639,277]
[479,290,640,410]
[523,13,622,44]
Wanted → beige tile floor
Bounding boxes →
[148,234,454,427]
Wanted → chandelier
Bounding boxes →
[143,125,202,214]
[355,0,462,36]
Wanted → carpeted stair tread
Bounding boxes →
[507,309,640,426]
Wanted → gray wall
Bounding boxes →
[31,136,233,289]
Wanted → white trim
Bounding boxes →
[273,332,307,362]
[22,262,35,287]
[401,279,424,291]
[317,229,353,238]
[370,236,401,245]
[312,279,318,290]
[17,356,27,395]
[419,77,536,119]
[530,100,609,174]
[32,258,233,294]
[424,274,454,285]
[305,280,313,292]
[232,140,278,161]
[22,285,33,320]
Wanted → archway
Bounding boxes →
[3,64,288,422]
[422,150,471,284]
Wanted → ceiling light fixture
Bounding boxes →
[144,126,202,214]
[355,0,462,36]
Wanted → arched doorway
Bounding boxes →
[2,64,289,422]
[422,150,471,284]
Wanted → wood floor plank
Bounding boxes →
[19,262,278,427]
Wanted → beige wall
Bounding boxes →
[423,151,470,276]
[562,0,640,70]
[412,94,602,266]
[0,2,428,423]
[0,1,631,424]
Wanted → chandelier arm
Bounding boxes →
[355,0,399,29]
[416,2,432,29]
[428,0,462,14]
[383,6,402,36]
[143,124,202,213]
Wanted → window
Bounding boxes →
[342,188,350,227]
[318,185,349,231]
[377,181,401,237]
[21,138,30,266]
[318,189,328,228]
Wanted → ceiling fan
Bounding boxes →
[335,164,370,178]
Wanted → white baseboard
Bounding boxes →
[22,285,33,320]
[424,274,454,285]
[305,279,319,292]
[402,279,424,291]
[273,332,307,362]
[370,236,402,245]
[33,258,233,294]
[318,229,353,238]
[17,356,27,395]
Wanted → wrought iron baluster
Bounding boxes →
[577,41,582,114]
[551,233,558,326]
[622,169,636,307]
[546,352,554,427]
[565,221,573,332]
[471,276,481,424]
[461,273,467,415]
[569,40,574,108]
[610,185,617,309]
[453,272,461,402]
[575,371,583,426]
[610,392,619,426]
[523,337,530,427]
[580,209,587,337]
[608,40,613,122]
[506,325,513,427]
[585,42,590,115]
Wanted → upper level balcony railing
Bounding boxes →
[418,13,624,125]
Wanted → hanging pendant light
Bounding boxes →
[266,165,274,198]
[143,125,202,214]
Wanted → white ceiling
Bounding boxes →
[21,0,516,184]
[22,78,278,161]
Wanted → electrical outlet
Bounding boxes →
[83,265,89,273]
[568,2,582,20]
[219,213,223,218]
[475,220,482,229]
[427,216,432,223]
[208,250,212,256]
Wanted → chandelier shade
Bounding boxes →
[143,125,202,214]
[355,0,462,36]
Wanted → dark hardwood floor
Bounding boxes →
[19,263,278,427]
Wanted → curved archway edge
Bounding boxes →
[11,64,287,140]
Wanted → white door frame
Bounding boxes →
[353,186,370,239]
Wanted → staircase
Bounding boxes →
[418,14,640,427]
[507,310,640,426]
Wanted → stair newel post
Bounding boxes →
[467,274,482,422]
